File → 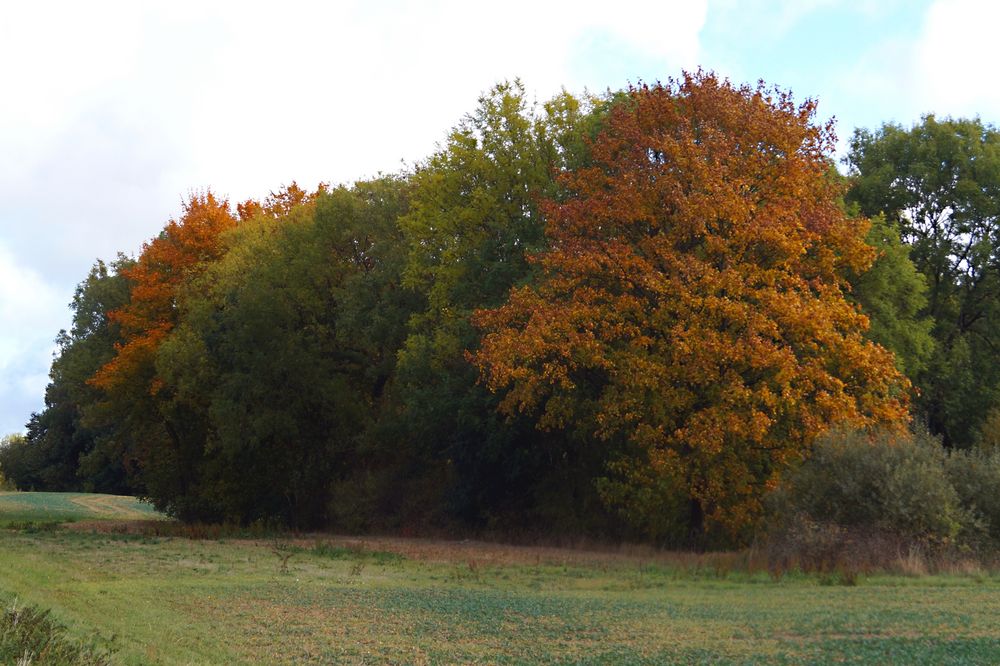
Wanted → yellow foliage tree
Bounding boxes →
[471,72,910,537]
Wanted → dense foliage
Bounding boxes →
[769,426,1000,558]
[471,74,908,540]
[771,427,965,543]
[1,260,134,494]
[388,81,614,532]
[11,72,996,546]
[846,116,1000,447]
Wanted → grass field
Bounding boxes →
[2,493,1000,664]
[0,491,161,527]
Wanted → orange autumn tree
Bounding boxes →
[235,181,319,222]
[471,72,910,539]
[92,185,318,400]
[91,192,237,396]
[88,192,237,501]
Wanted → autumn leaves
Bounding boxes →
[472,74,908,534]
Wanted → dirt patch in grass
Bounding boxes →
[277,534,756,571]
[64,519,170,534]
[67,494,155,521]
[62,520,757,571]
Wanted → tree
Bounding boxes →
[90,192,237,396]
[848,215,935,378]
[87,192,238,511]
[846,116,1000,446]
[0,258,136,493]
[472,72,910,539]
[391,81,614,530]
[0,435,15,490]
[155,179,417,526]
[0,433,33,490]
[21,257,136,493]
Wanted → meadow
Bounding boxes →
[2,492,1000,664]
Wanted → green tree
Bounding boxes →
[391,81,615,531]
[846,115,1000,446]
[14,258,135,493]
[849,215,935,377]
[0,433,32,490]
[156,179,416,526]
[85,194,239,511]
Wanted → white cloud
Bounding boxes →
[833,0,1000,139]
[0,245,64,358]
[0,2,142,175]
[709,0,843,40]
[0,243,66,434]
[167,0,708,197]
[833,34,922,125]
[0,0,708,434]
[913,0,1000,119]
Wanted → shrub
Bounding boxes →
[0,434,32,492]
[771,426,966,542]
[0,599,113,665]
[974,406,1000,452]
[945,447,1000,544]
[764,426,974,572]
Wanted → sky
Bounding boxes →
[2,0,999,435]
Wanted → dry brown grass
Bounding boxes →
[64,519,165,534]
[61,517,1000,580]
[63,518,758,570]
[758,517,1000,581]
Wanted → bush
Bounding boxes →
[770,426,966,542]
[0,434,16,491]
[974,406,1000,452]
[764,426,977,572]
[945,447,1000,544]
[0,599,113,665]
[0,434,33,492]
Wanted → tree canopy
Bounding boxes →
[472,73,910,536]
[846,115,1000,446]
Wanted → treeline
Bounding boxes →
[5,72,1000,546]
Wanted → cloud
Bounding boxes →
[3,1,708,211]
[165,0,708,196]
[0,0,708,437]
[832,34,923,128]
[913,0,1000,120]
[832,0,1000,139]
[0,245,64,366]
[0,243,67,434]
[708,0,843,41]
[0,108,181,286]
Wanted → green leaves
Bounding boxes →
[847,116,1000,446]
[151,179,415,526]
[6,258,136,494]
[22,75,977,547]
[849,215,935,377]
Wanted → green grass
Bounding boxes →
[2,493,1000,664]
[0,491,162,528]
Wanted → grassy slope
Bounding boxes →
[0,492,161,526]
[1,494,1000,664]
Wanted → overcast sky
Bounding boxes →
[2,0,998,435]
